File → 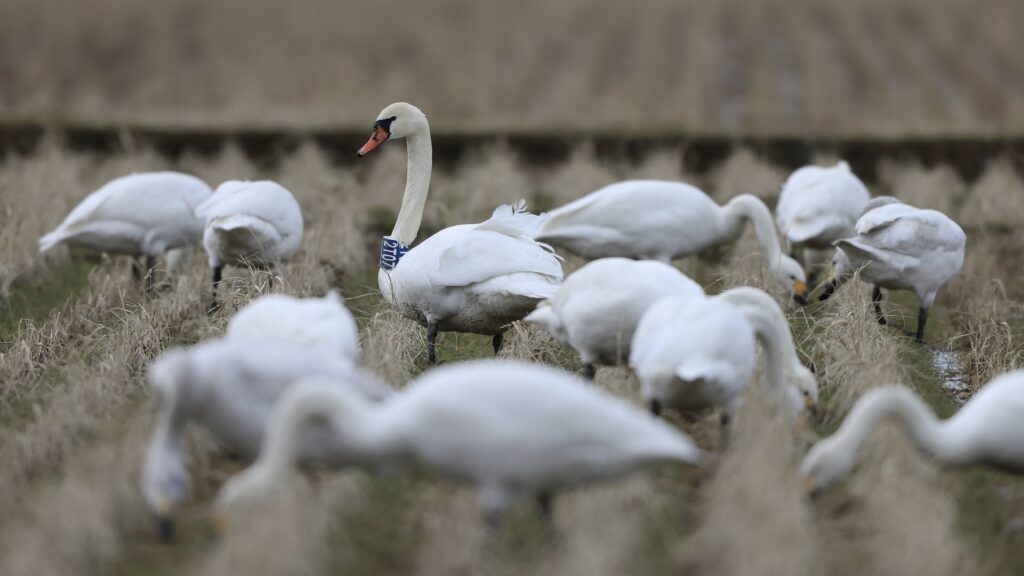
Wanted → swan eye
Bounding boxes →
[374,116,397,134]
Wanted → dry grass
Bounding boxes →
[960,158,1024,231]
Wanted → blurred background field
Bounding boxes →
[2,0,1024,135]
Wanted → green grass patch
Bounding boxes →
[0,255,94,344]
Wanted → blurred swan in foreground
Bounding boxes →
[215,360,704,526]
[819,197,966,341]
[775,161,870,277]
[356,103,562,363]
[631,287,816,443]
[533,180,808,302]
[39,171,212,292]
[197,180,303,312]
[141,337,389,540]
[227,291,360,361]
[801,369,1024,494]
[526,258,704,379]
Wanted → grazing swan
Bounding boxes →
[630,287,814,442]
[196,180,304,312]
[775,161,870,255]
[525,258,704,379]
[141,337,389,539]
[801,370,1024,494]
[215,360,705,526]
[819,197,966,341]
[39,171,212,291]
[533,180,808,301]
[356,103,563,363]
[227,291,360,361]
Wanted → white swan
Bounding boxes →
[819,197,966,341]
[356,103,563,363]
[533,180,808,301]
[801,370,1024,494]
[525,258,704,379]
[226,291,360,361]
[39,171,212,291]
[141,337,389,539]
[630,287,815,441]
[775,161,870,253]
[215,360,705,525]
[196,180,304,311]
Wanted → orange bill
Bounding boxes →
[357,126,389,156]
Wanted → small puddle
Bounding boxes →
[930,348,969,405]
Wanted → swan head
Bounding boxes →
[774,254,809,304]
[791,363,819,408]
[799,434,857,495]
[357,102,429,156]
[817,249,851,301]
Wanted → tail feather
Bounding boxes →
[39,229,68,252]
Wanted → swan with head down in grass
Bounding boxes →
[227,291,360,361]
[215,360,705,527]
[357,103,563,363]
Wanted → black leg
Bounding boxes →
[208,266,223,315]
[484,509,504,530]
[132,256,144,284]
[872,285,887,325]
[916,307,928,342]
[266,269,275,291]
[427,322,439,365]
[145,255,157,296]
[819,279,838,301]
[582,363,596,381]
[536,491,554,519]
[719,413,732,449]
[492,333,503,356]
[649,398,662,416]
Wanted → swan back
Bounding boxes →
[227,291,360,361]
[198,180,304,267]
[776,161,870,246]
[40,171,213,255]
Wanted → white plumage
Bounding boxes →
[525,257,704,379]
[801,369,1024,493]
[776,161,870,251]
[226,291,360,361]
[215,360,705,524]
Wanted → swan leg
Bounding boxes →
[208,266,223,315]
[872,285,887,325]
[158,517,175,543]
[582,363,596,381]
[426,322,439,364]
[131,255,144,284]
[719,412,732,449]
[649,398,662,416]
[145,255,157,297]
[916,307,928,342]
[536,491,554,520]
[492,333,503,356]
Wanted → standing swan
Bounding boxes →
[226,291,360,361]
[525,258,704,379]
[141,337,389,539]
[819,197,966,341]
[39,171,212,292]
[356,103,563,363]
[196,180,303,312]
[630,287,815,442]
[801,370,1024,494]
[215,360,705,526]
[533,180,808,301]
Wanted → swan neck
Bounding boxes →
[390,130,432,248]
[723,195,783,270]
[745,309,789,395]
[835,388,952,462]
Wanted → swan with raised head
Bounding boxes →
[356,103,563,363]
[39,171,212,291]
[196,180,304,312]
[525,258,704,379]
[227,291,360,361]
[630,287,815,442]
[801,370,1024,494]
[141,337,389,540]
[533,180,808,301]
[818,197,966,341]
[775,161,870,268]
[215,360,705,526]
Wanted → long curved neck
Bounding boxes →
[390,130,432,248]
[721,195,784,271]
[834,387,966,464]
[743,308,789,395]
